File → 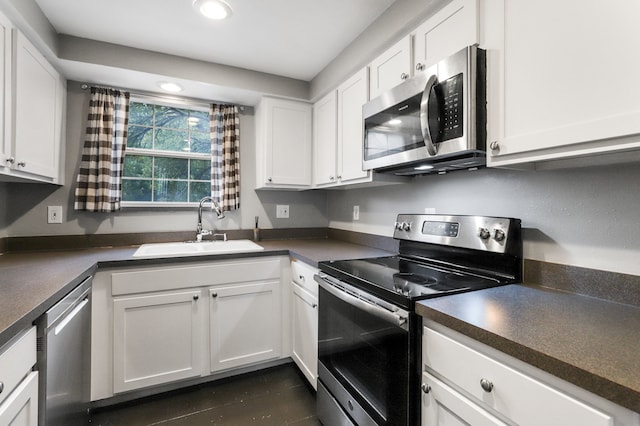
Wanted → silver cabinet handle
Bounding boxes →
[416,63,425,71]
[267,177,272,183]
[400,72,409,80]
[17,161,26,167]
[5,157,14,164]
[480,378,494,393]
[421,383,431,394]
[337,175,342,180]
[193,294,199,301]
[489,141,500,154]
[211,292,218,298]
[311,303,318,308]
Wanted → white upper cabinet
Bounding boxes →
[485,0,640,168]
[312,91,337,187]
[0,11,10,174]
[369,35,412,100]
[0,22,65,185]
[256,96,312,189]
[413,0,479,73]
[337,68,369,184]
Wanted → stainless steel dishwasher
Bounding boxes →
[36,276,92,426]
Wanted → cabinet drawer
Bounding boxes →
[112,258,281,295]
[291,259,318,297]
[0,327,36,406]
[423,327,613,426]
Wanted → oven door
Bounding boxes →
[315,273,412,425]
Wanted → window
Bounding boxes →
[122,99,211,206]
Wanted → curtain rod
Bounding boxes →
[79,82,252,114]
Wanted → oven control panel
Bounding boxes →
[393,214,521,254]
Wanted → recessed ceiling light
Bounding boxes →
[193,0,232,20]
[158,82,183,93]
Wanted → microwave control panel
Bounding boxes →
[435,73,463,142]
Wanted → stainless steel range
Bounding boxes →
[314,214,522,425]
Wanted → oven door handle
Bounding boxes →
[315,275,408,328]
[420,73,439,156]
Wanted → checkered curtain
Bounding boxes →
[210,104,240,211]
[74,87,130,212]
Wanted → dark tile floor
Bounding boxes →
[89,364,320,425]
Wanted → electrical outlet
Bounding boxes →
[47,206,63,224]
[424,207,436,214]
[276,205,289,218]
[353,205,360,221]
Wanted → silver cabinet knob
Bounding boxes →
[329,176,335,181]
[480,378,494,393]
[337,175,342,180]
[0,381,4,394]
[416,63,425,71]
[193,294,199,301]
[211,292,218,298]
[489,141,500,154]
[6,157,14,164]
[17,161,26,167]
[421,383,431,394]
[400,72,409,80]
[299,275,305,282]
[267,177,272,183]
[312,303,318,308]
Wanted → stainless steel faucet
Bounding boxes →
[196,196,225,242]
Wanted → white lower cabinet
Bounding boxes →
[209,281,281,372]
[290,259,318,389]
[422,322,640,426]
[91,256,289,401]
[0,327,38,426]
[112,289,203,393]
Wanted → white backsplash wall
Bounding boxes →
[328,164,640,276]
[3,82,328,237]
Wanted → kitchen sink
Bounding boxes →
[133,239,264,258]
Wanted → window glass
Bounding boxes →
[122,100,212,206]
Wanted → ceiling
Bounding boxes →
[35,0,397,82]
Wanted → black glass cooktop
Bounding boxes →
[319,256,504,309]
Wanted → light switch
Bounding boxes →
[47,206,63,224]
[276,205,289,218]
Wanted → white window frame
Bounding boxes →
[122,95,211,208]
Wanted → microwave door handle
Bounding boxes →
[316,275,408,328]
[420,74,439,156]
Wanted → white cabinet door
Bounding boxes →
[0,11,11,173]
[369,35,412,100]
[291,282,318,389]
[112,289,203,393]
[209,281,282,372]
[422,372,507,426]
[13,31,64,182]
[0,372,38,426]
[312,91,338,187]
[486,0,640,167]
[256,97,312,189]
[413,0,479,73]
[337,67,369,184]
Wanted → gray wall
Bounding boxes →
[327,164,640,275]
[3,82,328,237]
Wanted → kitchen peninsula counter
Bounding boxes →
[0,238,393,349]
[417,284,640,414]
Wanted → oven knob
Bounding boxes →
[395,221,403,231]
[402,222,412,232]
[478,227,490,240]
[493,229,506,242]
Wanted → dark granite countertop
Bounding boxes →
[0,238,392,349]
[416,284,640,414]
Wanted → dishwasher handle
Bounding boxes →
[54,297,89,335]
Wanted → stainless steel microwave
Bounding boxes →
[362,45,486,175]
